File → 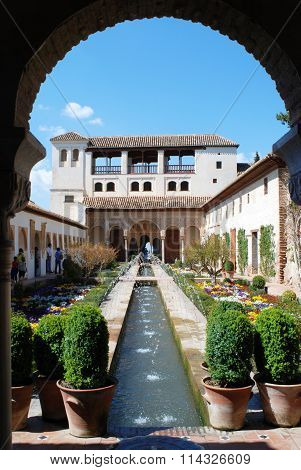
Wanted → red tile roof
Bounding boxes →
[25,202,88,229]
[83,195,211,210]
[51,132,238,148]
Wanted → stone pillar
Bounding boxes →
[121,151,128,174]
[124,229,128,262]
[158,150,165,174]
[160,229,166,263]
[0,128,45,450]
[273,123,301,204]
[180,227,185,264]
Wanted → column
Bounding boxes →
[123,229,128,262]
[160,229,166,263]
[180,227,185,264]
[0,129,44,450]
[158,150,165,174]
[121,150,128,174]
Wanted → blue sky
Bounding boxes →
[30,18,287,208]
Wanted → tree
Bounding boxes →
[66,242,117,278]
[259,225,276,278]
[276,111,291,128]
[237,228,248,274]
[185,234,229,282]
[254,151,260,163]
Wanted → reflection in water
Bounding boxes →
[108,284,201,428]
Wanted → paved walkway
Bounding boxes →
[234,274,301,297]
[12,263,301,450]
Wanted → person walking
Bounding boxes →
[17,248,27,280]
[46,243,53,273]
[11,256,19,283]
[55,247,63,274]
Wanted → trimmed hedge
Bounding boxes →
[206,309,254,387]
[251,275,266,289]
[255,308,300,384]
[63,304,109,389]
[34,314,67,379]
[213,300,246,316]
[11,314,33,386]
[281,290,297,303]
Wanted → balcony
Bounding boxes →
[92,166,121,175]
[164,165,195,174]
[128,164,158,174]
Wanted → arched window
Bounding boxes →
[107,182,115,192]
[180,181,189,191]
[131,181,139,192]
[143,181,152,191]
[60,149,67,165]
[95,182,103,192]
[168,181,177,191]
[72,149,79,161]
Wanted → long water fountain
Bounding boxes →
[108,263,201,429]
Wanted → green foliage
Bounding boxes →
[34,315,67,379]
[206,309,254,387]
[213,300,246,316]
[281,290,297,303]
[224,260,234,272]
[233,278,250,286]
[62,255,81,282]
[254,151,260,163]
[174,258,183,268]
[237,228,248,275]
[255,308,300,384]
[276,111,291,128]
[259,225,276,277]
[63,304,109,389]
[11,314,33,385]
[251,275,266,289]
[224,232,230,248]
[223,277,232,283]
[77,285,107,308]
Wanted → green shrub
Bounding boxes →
[78,285,107,307]
[251,275,266,289]
[213,300,246,316]
[174,258,182,268]
[223,277,232,284]
[34,315,68,379]
[63,304,109,389]
[63,255,82,282]
[250,288,266,296]
[206,309,254,387]
[233,278,250,286]
[11,314,33,386]
[224,260,234,272]
[255,308,300,384]
[281,290,297,303]
[196,291,217,317]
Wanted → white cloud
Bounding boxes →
[30,167,52,192]
[37,104,50,111]
[88,117,103,126]
[237,152,253,164]
[62,102,94,119]
[38,125,66,136]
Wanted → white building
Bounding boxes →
[50,132,240,226]
[10,202,87,279]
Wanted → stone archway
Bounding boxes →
[11,1,301,131]
[129,220,160,253]
[165,227,180,263]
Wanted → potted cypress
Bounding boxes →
[254,307,301,427]
[57,304,117,437]
[224,260,235,278]
[33,314,67,421]
[11,314,33,430]
[202,308,254,430]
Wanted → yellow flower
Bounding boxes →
[31,323,39,331]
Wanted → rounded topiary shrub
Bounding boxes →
[251,275,266,289]
[255,308,300,384]
[206,309,254,387]
[281,290,297,303]
[213,300,246,316]
[34,314,68,379]
[11,314,33,386]
[63,304,109,389]
[224,260,234,272]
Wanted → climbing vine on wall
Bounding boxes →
[224,232,230,248]
[237,228,248,275]
[259,225,276,278]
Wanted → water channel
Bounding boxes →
[108,264,201,428]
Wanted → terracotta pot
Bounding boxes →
[202,377,254,430]
[12,383,33,431]
[36,377,67,422]
[57,378,117,437]
[255,375,301,427]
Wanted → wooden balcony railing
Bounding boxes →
[92,166,121,175]
[128,164,158,174]
[164,165,195,174]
